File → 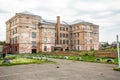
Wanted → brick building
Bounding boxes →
[6,11,99,53]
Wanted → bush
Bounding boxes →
[113,67,120,71]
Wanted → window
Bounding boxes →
[12,38,14,44]
[32,41,36,47]
[14,37,17,43]
[66,40,69,44]
[44,37,47,43]
[74,27,75,30]
[26,26,29,28]
[63,27,65,31]
[74,33,76,37]
[78,46,79,50]
[84,39,87,44]
[63,33,65,37]
[78,40,79,44]
[74,40,76,44]
[32,32,36,38]
[44,46,47,51]
[90,32,93,37]
[60,33,62,37]
[66,34,68,38]
[77,26,79,29]
[10,38,12,43]
[60,27,62,31]
[14,28,17,34]
[10,30,12,35]
[74,47,76,50]
[63,40,65,44]
[15,46,17,51]
[60,40,62,44]
[66,28,68,31]
[77,33,79,37]
[84,25,87,30]
[51,37,54,43]
[90,39,92,43]
[71,40,73,44]
[84,32,87,37]
[32,23,36,29]
[55,33,56,37]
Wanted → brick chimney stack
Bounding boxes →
[56,16,60,44]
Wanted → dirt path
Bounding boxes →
[0,59,119,80]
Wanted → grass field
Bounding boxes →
[0,51,118,66]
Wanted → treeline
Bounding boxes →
[0,41,5,45]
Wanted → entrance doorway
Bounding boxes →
[32,49,36,53]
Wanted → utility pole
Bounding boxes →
[117,35,120,68]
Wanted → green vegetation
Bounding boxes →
[0,41,5,45]
[39,51,118,64]
[0,50,118,66]
[113,67,120,71]
[0,54,55,66]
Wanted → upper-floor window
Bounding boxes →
[32,23,36,29]
[77,26,79,29]
[44,46,47,51]
[90,39,92,43]
[60,27,62,31]
[78,40,79,44]
[66,34,68,37]
[14,37,17,43]
[32,32,36,38]
[60,33,62,37]
[44,37,47,43]
[66,28,68,31]
[66,40,69,44]
[63,40,65,44]
[32,41,36,47]
[84,25,87,30]
[63,27,65,31]
[90,32,93,37]
[63,33,65,37]
[51,37,54,43]
[60,40,62,44]
[14,28,17,34]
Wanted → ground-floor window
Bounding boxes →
[51,46,54,51]
[15,46,17,51]
[78,46,79,51]
[44,46,47,51]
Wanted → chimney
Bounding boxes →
[56,16,60,44]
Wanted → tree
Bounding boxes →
[0,41,5,45]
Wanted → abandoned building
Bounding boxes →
[6,11,99,53]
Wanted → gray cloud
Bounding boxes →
[0,9,8,14]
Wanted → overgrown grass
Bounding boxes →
[46,54,118,64]
[0,51,118,66]
[0,54,55,66]
[113,67,120,71]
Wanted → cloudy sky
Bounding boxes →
[0,0,120,43]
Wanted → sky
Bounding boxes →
[0,0,120,43]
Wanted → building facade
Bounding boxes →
[6,11,99,53]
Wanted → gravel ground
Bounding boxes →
[0,59,120,80]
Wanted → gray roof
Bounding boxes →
[17,11,95,26]
[69,19,84,25]
[20,11,35,15]
[41,19,56,24]
[41,19,69,25]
